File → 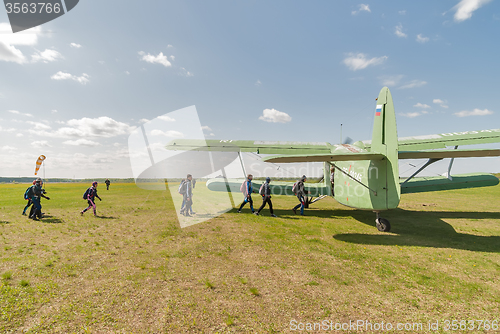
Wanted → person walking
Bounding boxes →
[238,174,255,213]
[81,181,102,216]
[292,175,308,216]
[30,178,50,220]
[105,179,111,190]
[254,177,277,217]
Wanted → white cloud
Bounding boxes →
[259,109,292,123]
[63,139,101,147]
[398,10,407,15]
[399,111,427,118]
[454,108,493,117]
[453,0,492,22]
[433,99,449,108]
[413,103,431,109]
[125,71,130,75]
[167,44,173,48]
[352,4,371,15]
[0,126,15,132]
[70,43,82,48]
[395,24,407,38]
[379,75,404,87]
[180,67,194,77]
[51,71,90,84]
[170,55,175,61]
[16,133,23,137]
[416,34,429,43]
[31,49,63,63]
[399,80,427,89]
[343,53,388,71]
[201,125,212,131]
[138,118,149,124]
[138,51,171,67]
[157,115,175,122]
[27,121,51,130]
[255,80,262,86]
[150,129,184,137]
[0,23,41,64]
[31,140,51,148]
[1,145,16,151]
[7,110,33,117]
[32,116,134,138]
[52,109,58,113]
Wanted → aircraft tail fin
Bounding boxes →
[370,87,401,209]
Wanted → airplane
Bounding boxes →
[166,87,500,232]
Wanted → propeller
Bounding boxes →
[343,137,353,145]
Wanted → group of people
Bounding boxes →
[238,174,310,217]
[21,179,110,220]
[22,178,50,220]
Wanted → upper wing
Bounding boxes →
[399,148,500,159]
[166,139,333,154]
[364,129,500,150]
[262,152,384,163]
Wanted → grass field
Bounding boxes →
[1,179,500,333]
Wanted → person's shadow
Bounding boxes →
[326,208,500,253]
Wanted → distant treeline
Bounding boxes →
[0,177,136,184]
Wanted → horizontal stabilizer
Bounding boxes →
[401,173,499,194]
[263,152,385,163]
[166,139,332,154]
[399,149,500,160]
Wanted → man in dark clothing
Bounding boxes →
[293,175,308,215]
[22,180,36,215]
[183,174,194,217]
[254,177,277,217]
[81,181,102,216]
[30,178,50,220]
[238,174,255,213]
[105,179,111,190]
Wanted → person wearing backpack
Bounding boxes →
[238,174,255,213]
[182,174,194,217]
[30,178,50,220]
[105,179,111,190]
[22,180,36,215]
[81,181,102,216]
[292,175,308,215]
[254,177,277,217]
[179,178,195,215]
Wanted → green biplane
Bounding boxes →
[166,87,500,232]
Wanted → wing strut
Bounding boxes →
[401,158,442,185]
[446,146,459,181]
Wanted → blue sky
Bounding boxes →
[0,0,499,178]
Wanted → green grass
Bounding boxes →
[0,180,499,332]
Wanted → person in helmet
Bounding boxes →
[105,179,111,190]
[22,180,36,216]
[292,175,308,215]
[30,178,50,220]
[81,181,102,216]
[254,177,277,217]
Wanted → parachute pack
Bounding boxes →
[24,185,34,200]
[292,182,298,195]
[83,187,90,200]
[259,184,265,196]
[178,180,187,195]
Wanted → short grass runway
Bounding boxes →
[1,179,499,333]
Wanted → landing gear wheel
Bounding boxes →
[376,218,391,232]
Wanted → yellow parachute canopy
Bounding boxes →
[35,155,46,175]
